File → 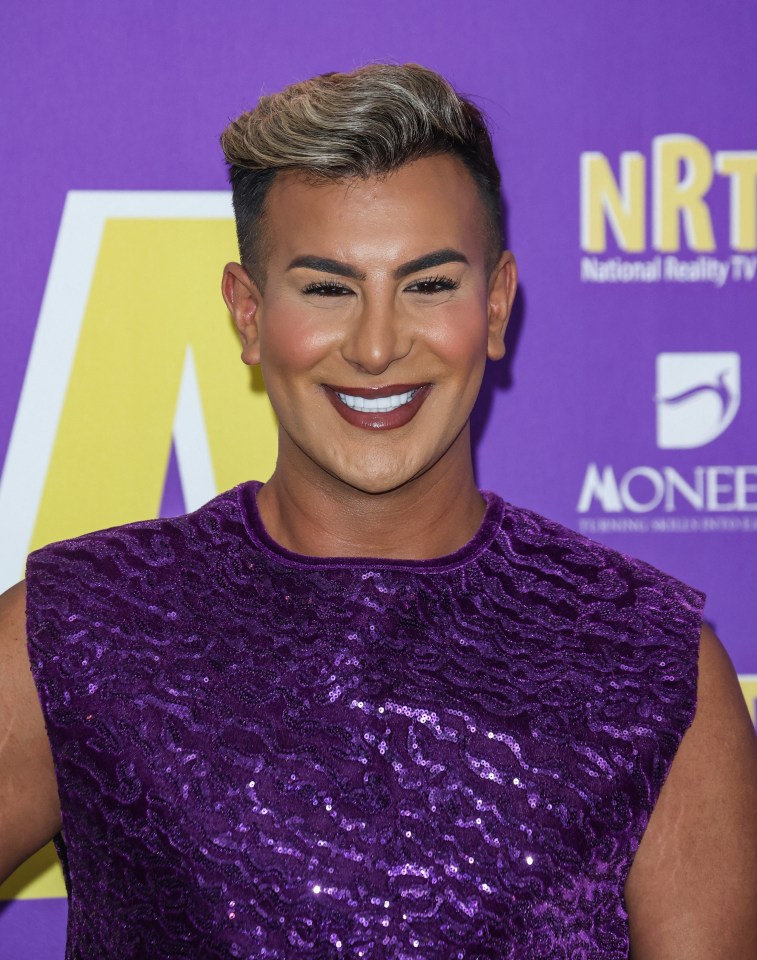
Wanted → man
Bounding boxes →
[1,63,756,958]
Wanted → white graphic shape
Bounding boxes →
[655,352,740,450]
[173,345,218,512]
[0,191,233,592]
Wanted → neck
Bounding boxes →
[255,429,485,560]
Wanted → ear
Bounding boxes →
[221,262,263,366]
[486,251,518,361]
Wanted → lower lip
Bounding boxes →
[325,385,432,431]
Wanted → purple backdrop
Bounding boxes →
[1,1,755,952]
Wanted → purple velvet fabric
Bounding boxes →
[25,481,705,959]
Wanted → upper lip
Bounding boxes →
[325,383,428,399]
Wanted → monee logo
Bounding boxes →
[577,352,757,533]
[656,352,740,449]
[581,135,757,253]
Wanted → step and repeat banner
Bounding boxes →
[1,1,755,954]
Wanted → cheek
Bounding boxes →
[424,304,489,374]
[259,300,339,378]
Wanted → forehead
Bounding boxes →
[263,154,489,267]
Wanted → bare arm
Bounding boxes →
[625,623,757,958]
[0,581,61,883]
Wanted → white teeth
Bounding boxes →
[335,389,419,413]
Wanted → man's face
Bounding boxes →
[223,153,517,495]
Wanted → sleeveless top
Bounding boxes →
[25,482,705,960]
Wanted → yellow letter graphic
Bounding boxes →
[580,151,645,252]
[31,214,277,547]
[740,676,757,730]
[652,135,715,252]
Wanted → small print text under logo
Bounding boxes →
[580,254,756,286]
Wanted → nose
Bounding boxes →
[340,293,412,376]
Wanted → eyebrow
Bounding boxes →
[286,247,469,282]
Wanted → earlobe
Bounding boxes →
[487,252,518,362]
[221,262,262,366]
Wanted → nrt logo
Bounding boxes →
[656,352,741,449]
[581,135,757,253]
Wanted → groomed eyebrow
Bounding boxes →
[394,248,469,279]
[287,255,366,281]
[286,248,469,282]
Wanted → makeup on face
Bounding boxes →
[233,155,511,495]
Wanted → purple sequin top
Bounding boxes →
[26,482,705,959]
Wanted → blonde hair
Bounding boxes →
[221,63,503,285]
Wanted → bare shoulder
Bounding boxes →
[0,579,26,640]
[0,581,62,883]
[625,623,757,959]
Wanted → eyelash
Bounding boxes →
[301,279,350,297]
[301,275,461,297]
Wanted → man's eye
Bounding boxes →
[302,280,353,297]
[407,275,460,295]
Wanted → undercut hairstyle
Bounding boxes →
[220,63,504,288]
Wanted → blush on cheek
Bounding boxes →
[428,313,488,364]
[261,306,339,373]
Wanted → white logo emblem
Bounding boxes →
[655,352,740,449]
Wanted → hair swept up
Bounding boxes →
[220,62,503,285]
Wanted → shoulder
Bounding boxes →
[497,494,682,581]
[23,485,252,709]
[624,623,757,957]
[24,485,249,643]
[26,485,245,585]
[491,495,706,621]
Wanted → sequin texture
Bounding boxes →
[25,481,704,958]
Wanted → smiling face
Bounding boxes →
[222,153,517,496]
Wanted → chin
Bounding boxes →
[331,470,415,496]
[324,452,436,497]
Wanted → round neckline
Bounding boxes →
[237,480,505,573]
